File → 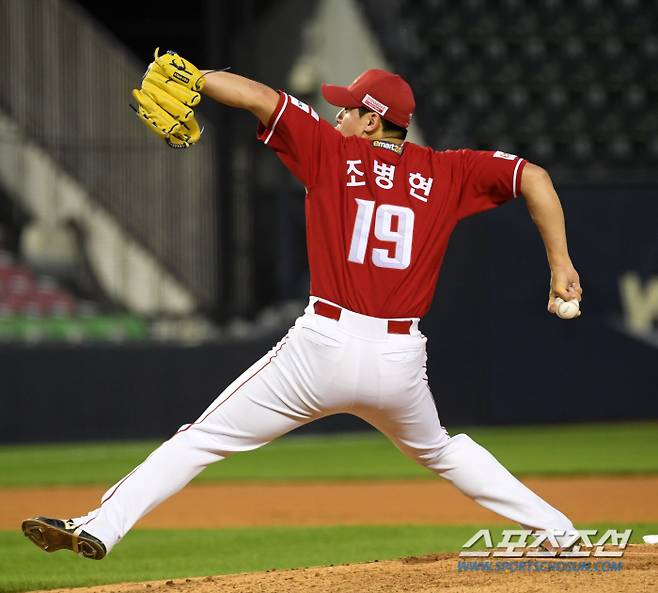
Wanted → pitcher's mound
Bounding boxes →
[31,544,657,593]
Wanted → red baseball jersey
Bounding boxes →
[257,92,527,318]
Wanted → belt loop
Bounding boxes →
[387,320,413,334]
[312,299,413,335]
[313,301,341,321]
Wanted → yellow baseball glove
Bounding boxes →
[131,48,206,149]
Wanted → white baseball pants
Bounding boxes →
[78,297,573,552]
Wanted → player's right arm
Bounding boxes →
[520,163,582,314]
[450,149,582,316]
[200,70,280,126]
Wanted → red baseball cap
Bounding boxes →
[321,69,415,129]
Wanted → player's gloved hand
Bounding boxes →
[147,48,206,92]
[130,48,205,149]
[548,265,582,316]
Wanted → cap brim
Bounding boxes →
[320,83,361,108]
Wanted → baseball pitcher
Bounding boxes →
[23,50,582,559]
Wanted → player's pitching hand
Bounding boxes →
[130,48,205,149]
[548,265,582,317]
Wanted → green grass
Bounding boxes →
[0,422,656,487]
[1,523,656,593]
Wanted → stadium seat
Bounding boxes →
[357,0,658,180]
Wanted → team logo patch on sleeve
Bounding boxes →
[493,150,517,160]
[289,95,319,121]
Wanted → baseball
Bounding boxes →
[554,297,580,319]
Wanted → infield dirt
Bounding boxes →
[2,475,658,529]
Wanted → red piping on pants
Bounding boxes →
[90,336,290,511]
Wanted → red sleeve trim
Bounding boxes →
[512,158,526,198]
[256,92,289,144]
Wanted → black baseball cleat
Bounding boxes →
[22,516,106,560]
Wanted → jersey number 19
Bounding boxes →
[348,199,415,270]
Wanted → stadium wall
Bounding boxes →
[1,188,656,443]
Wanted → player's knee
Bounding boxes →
[168,424,215,452]
[414,432,479,469]
[411,430,452,467]
[415,448,442,467]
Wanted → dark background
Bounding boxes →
[1,0,656,442]
[3,186,656,442]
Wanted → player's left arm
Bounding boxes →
[200,70,280,126]
[131,50,280,148]
[520,163,582,315]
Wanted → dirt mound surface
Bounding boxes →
[30,545,657,593]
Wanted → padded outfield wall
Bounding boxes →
[1,188,656,443]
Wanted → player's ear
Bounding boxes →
[366,112,380,132]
